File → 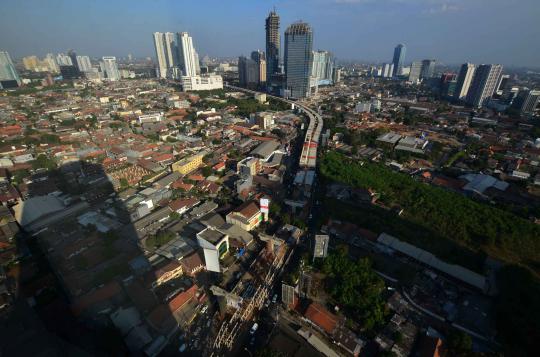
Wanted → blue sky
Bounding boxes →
[1,0,539,67]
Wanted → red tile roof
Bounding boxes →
[304,302,338,335]
[168,284,198,312]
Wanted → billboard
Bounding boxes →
[260,198,270,214]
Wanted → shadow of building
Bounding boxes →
[0,160,209,356]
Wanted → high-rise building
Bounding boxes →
[409,61,423,83]
[265,10,280,81]
[251,50,267,85]
[67,50,78,70]
[511,89,540,114]
[0,51,21,88]
[238,56,259,88]
[177,32,198,77]
[466,64,503,108]
[454,63,476,101]
[153,32,179,78]
[284,22,313,99]
[420,59,436,79]
[56,53,73,66]
[392,44,406,76]
[496,74,510,96]
[22,56,39,71]
[382,63,394,78]
[101,56,120,81]
[45,53,60,73]
[153,32,169,78]
[76,55,92,72]
[311,50,334,85]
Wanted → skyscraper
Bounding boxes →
[177,32,197,77]
[265,10,280,81]
[382,63,394,78]
[102,56,120,81]
[466,64,503,108]
[45,53,60,73]
[56,53,73,66]
[153,32,169,78]
[76,55,92,72]
[420,59,436,79]
[284,22,313,99]
[67,50,78,70]
[392,44,406,77]
[454,63,476,101]
[153,32,179,78]
[0,51,21,88]
[409,61,423,83]
[238,56,259,88]
[311,50,334,85]
[251,50,267,86]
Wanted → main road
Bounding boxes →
[224,84,323,169]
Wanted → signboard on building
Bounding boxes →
[313,234,330,259]
[260,198,270,214]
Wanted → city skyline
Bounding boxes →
[1,0,539,67]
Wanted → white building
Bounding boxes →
[138,112,163,124]
[181,74,223,91]
[354,102,371,113]
[102,56,120,81]
[45,53,60,73]
[0,51,21,86]
[76,55,92,72]
[382,63,394,78]
[177,32,198,77]
[56,53,73,66]
[197,228,229,273]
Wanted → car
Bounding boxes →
[272,294,278,303]
[200,305,208,314]
[250,322,258,335]
[178,344,187,353]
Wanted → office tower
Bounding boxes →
[56,53,73,66]
[420,59,436,79]
[454,63,476,101]
[311,50,334,85]
[466,64,503,108]
[284,22,313,99]
[67,50,78,70]
[45,53,60,73]
[382,63,394,78]
[511,89,540,114]
[409,61,422,83]
[251,50,267,85]
[23,56,39,71]
[440,73,457,97]
[76,55,92,72]
[265,10,280,81]
[102,56,120,81]
[177,32,197,77]
[128,53,133,62]
[0,51,21,88]
[60,65,80,80]
[238,56,259,88]
[496,74,510,96]
[392,44,406,76]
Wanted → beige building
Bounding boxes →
[226,201,262,231]
[172,153,204,175]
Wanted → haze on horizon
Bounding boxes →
[1,0,539,68]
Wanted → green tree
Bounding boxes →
[447,330,472,356]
